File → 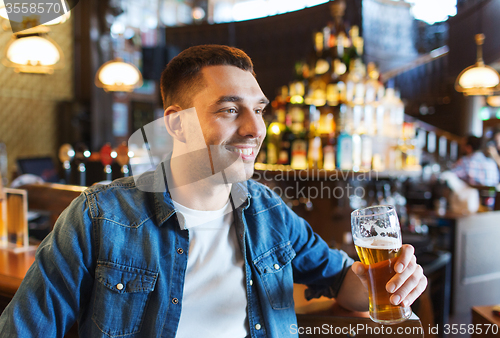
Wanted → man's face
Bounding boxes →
[190,65,268,182]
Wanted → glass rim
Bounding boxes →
[351,204,396,218]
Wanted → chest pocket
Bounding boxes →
[253,242,296,310]
[92,262,158,337]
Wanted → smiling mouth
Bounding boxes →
[227,147,254,156]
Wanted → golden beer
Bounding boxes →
[355,238,411,324]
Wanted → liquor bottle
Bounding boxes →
[308,136,323,169]
[365,62,381,105]
[278,114,294,165]
[336,104,353,170]
[323,145,336,170]
[266,109,285,165]
[308,106,322,169]
[337,131,353,170]
[356,104,373,171]
[361,134,373,171]
[289,81,305,105]
[351,133,361,171]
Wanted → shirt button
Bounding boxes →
[255,323,261,330]
[177,248,184,254]
[172,298,179,304]
[274,264,280,270]
[249,279,253,286]
[116,283,124,290]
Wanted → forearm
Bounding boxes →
[335,268,369,312]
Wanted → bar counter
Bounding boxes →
[0,249,35,299]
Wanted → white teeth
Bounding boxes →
[241,148,252,155]
[229,148,253,156]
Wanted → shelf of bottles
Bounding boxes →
[255,5,421,176]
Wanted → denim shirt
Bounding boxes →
[0,173,353,338]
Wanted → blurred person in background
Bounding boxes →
[487,128,500,172]
[452,135,499,187]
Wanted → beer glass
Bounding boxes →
[351,205,411,325]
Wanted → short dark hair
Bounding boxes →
[160,45,255,110]
[466,135,482,152]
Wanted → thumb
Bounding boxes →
[351,262,369,289]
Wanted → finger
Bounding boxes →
[351,262,366,276]
[390,263,424,306]
[386,255,417,294]
[395,244,415,273]
[351,262,369,288]
[400,275,428,307]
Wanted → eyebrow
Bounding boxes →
[212,96,270,106]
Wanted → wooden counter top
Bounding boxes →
[472,305,500,338]
[0,249,36,298]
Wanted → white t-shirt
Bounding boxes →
[173,199,249,338]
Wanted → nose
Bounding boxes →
[238,109,265,140]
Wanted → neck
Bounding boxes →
[167,149,232,211]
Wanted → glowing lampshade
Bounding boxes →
[3,35,62,74]
[95,58,143,92]
[455,34,500,96]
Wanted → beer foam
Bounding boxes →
[354,237,401,249]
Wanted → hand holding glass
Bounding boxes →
[351,205,411,325]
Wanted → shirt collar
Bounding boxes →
[149,162,251,227]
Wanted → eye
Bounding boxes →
[255,107,266,115]
[220,108,237,114]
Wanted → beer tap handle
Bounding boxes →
[100,143,113,182]
[58,144,75,184]
[116,143,130,178]
[78,163,86,186]
[74,142,90,186]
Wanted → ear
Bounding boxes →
[164,105,186,143]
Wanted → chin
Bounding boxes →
[219,162,254,184]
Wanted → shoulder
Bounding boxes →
[245,179,298,219]
[246,180,282,206]
[246,179,281,200]
[82,175,155,226]
[84,172,158,196]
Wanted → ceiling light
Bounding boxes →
[455,34,500,96]
[95,58,143,92]
[2,34,63,74]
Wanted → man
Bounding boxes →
[0,45,427,337]
[487,128,500,171]
[452,135,499,187]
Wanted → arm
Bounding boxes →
[283,203,354,301]
[335,268,369,312]
[0,193,95,337]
